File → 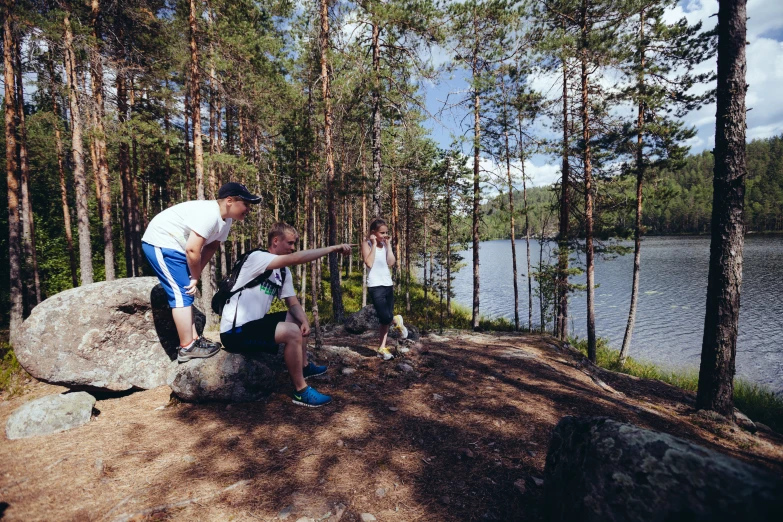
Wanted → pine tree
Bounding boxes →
[617,0,715,364]
[697,0,748,417]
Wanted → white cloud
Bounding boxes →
[423,0,783,179]
[664,0,783,149]
[475,156,561,194]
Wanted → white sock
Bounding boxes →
[180,339,196,351]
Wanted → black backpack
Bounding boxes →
[210,249,287,320]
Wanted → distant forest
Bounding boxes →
[479,134,783,240]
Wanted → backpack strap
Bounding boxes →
[227,251,286,331]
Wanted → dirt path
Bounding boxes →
[1,330,781,522]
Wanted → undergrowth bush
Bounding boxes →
[0,338,25,397]
[307,270,516,332]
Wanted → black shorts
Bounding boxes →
[220,311,288,354]
[369,285,394,325]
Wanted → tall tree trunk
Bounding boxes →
[445,158,452,317]
[471,58,481,331]
[15,32,41,307]
[309,188,322,349]
[184,83,192,199]
[128,78,143,274]
[405,183,411,312]
[581,0,596,362]
[49,56,78,287]
[539,225,545,332]
[117,72,135,277]
[620,14,646,364]
[163,92,171,210]
[523,154,532,331]
[64,8,94,285]
[505,109,519,331]
[190,0,205,201]
[556,56,570,340]
[697,0,748,417]
[423,190,428,305]
[300,180,308,310]
[5,0,23,343]
[320,0,344,323]
[371,19,382,217]
[90,0,114,280]
[361,153,368,307]
[391,167,400,286]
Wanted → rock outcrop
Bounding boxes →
[15,277,205,392]
[168,350,276,402]
[6,392,96,440]
[544,416,783,522]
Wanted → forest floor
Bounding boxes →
[1,329,782,522]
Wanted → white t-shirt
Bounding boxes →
[219,251,296,333]
[142,200,233,253]
[367,242,394,287]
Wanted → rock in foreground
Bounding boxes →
[544,416,783,522]
[168,349,276,402]
[15,278,205,392]
[6,392,96,440]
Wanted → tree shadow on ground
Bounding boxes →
[92,330,783,522]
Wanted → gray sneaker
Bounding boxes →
[178,337,221,363]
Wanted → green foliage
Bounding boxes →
[479,135,783,238]
[312,269,515,333]
[571,337,783,433]
[0,338,25,397]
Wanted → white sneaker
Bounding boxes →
[378,347,394,361]
[393,315,409,339]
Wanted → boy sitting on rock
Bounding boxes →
[142,182,261,362]
[219,222,351,408]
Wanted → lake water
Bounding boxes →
[449,236,783,393]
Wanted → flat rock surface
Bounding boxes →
[14,278,205,392]
[1,330,781,521]
[168,349,277,402]
[6,392,95,440]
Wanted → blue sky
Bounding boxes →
[419,0,783,188]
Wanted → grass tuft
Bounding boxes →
[571,337,783,433]
[0,339,26,398]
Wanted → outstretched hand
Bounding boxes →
[334,243,351,255]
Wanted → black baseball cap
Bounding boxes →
[218,182,262,203]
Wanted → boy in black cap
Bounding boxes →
[142,182,262,362]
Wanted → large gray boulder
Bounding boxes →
[544,416,783,522]
[344,306,420,340]
[6,392,96,440]
[168,350,276,402]
[344,306,380,334]
[15,277,205,392]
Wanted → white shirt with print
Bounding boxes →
[219,251,295,333]
[142,200,233,253]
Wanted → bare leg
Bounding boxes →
[171,306,195,346]
[285,311,309,366]
[276,321,306,391]
[378,323,390,351]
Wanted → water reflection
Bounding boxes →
[449,236,783,392]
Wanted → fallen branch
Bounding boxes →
[110,480,251,522]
